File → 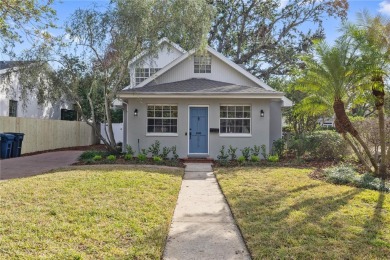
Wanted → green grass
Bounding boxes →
[216,167,390,259]
[0,166,183,259]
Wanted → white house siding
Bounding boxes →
[0,69,71,119]
[129,43,184,88]
[125,97,276,159]
[147,51,260,89]
[269,100,283,148]
[100,123,123,145]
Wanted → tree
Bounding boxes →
[15,0,213,151]
[296,38,379,174]
[208,0,348,80]
[0,0,56,55]
[347,12,390,177]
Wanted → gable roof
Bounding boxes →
[122,78,283,95]
[121,45,292,106]
[128,38,186,66]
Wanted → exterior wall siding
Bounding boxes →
[269,101,283,149]
[147,51,259,88]
[125,97,272,159]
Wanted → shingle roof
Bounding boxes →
[121,78,282,95]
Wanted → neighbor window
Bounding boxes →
[147,105,178,133]
[9,100,17,117]
[220,105,251,134]
[135,68,160,84]
[194,55,211,73]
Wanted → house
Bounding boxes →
[0,61,75,120]
[118,39,292,159]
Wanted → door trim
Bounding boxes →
[187,105,209,155]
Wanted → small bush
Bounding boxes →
[272,138,285,158]
[124,154,133,160]
[92,155,103,161]
[251,145,261,157]
[237,156,246,164]
[106,155,116,162]
[138,153,147,162]
[160,147,171,160]
[80,150,106,161]
[250,155,260,162]
[153,156,163,163]
[228,145,238,161]
[217,145,229,165]
[148,140,161,157]
[125,145,134,156]
[260,144,267,159]
[324,165,390,192]
[171,146,179,161]
[240,147,251,161]
[267,155,279,162]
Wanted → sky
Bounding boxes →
[51,0,390,43]
[3,0,390,59]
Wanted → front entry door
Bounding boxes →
[189,107,208,154]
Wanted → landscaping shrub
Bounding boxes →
[271,138,285,158]
[106,155,116,162]
[160,147,171,160]
[153,156,163,163]
[171,146,179,161]
[251,145,260,157]
[250,155,260,162]
[148,140,161,157]
[260,144,267,159]
[137,153,147,162]
[217,145,229,165]
[228,145,238,161]
[237,156,246,164]
[240,147,251,161]
[324,165,390,192]
[92,155,103,161]
[80,150,106,161]
[124,154,133,160]
[267,155,279,162]
[125,145,134,157]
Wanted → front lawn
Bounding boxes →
[0,166,183,259]
[216,167,390,259]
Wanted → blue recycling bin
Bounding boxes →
[4,132,25,157]
[0,134,15,159]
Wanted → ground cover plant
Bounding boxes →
[216,167,390,259]
[0,166,183,259]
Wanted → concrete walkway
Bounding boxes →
[0,150,83,180]
[163,163,251,260]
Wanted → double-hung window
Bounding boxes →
[9,100,17,117]
[135,68,160,84]
[147,105,178,133]
[194,55,211,73]
[220,105,251,134]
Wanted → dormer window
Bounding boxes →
[194,55,211,73]
[135,68,160,84]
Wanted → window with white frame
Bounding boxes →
[147,105,178,133]
[135,68,160,84]
[9,100,17,117]
[194,55,211,73]
[220,105,251,134]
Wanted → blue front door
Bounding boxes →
[189,107,208,154]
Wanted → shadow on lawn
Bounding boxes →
[225,181,389,258]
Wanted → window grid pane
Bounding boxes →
[219,105,251,134]
[135,67,160,84]
[194,56,211,73]
[147,105,178,133]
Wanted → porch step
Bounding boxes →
[181,157,214,164]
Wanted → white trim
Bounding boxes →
[119,93,284,99]
[187,105,209,155]
[146,133,178,137]
[219,134,252,137]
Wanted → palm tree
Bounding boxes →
[348,12,390,177]
[296,38,378,173]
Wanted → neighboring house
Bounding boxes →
[0,61,75,120]
[318,117,335,128]
[118,39,292,159]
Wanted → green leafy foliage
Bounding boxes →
[228,145,238,161]
[240,147,251,161]
[106,155,116,162]
[153,156,163,163]
[160,147,171,160]
[92,155,103,161]
[217,145,229,165]
[271,138,285,158]
[260,144,267,159]
[124,154,133,160]
[137,153,147,162]
[251,145,260,157]
[148,140,160,157]
[80,150,106,161]
[171,146,179,161]
[267,155,279,162]
[125,145,134,156]
[250,155,260,162]
[237,156,246,164]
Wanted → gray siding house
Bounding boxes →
[118,39,292,159]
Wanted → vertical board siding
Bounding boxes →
[0,116,95,154]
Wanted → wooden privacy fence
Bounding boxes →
[0,116,96,154]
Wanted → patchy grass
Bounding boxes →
[0,166,183,259]
[216,167,390,259]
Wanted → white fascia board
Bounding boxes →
[118,93,284,99]
[128,38,187,67]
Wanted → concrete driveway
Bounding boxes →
[0,150,83,180]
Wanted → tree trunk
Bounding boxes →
[104,91,117,152]
[342,133,372,173]
[333,98,378,174]
[372,75,387,178]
